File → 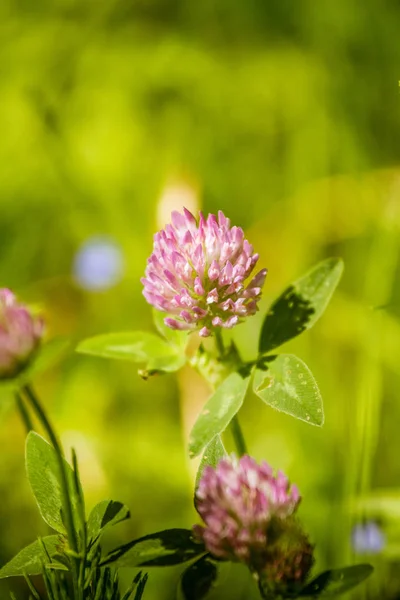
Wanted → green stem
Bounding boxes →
[231,414,247,456]
[15,392,33,434]
[23,573,41,600]
[72,449,87,597]
[214,329,225,357]
[214,330,247,457]
[23,384,81,598]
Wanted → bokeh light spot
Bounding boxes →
[73,237,124,291]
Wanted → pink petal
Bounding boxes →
[164,317,190,330]
[208,260,220,281]
[199,326,211,337]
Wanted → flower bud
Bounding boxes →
[0,289,44,379]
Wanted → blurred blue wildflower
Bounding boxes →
[73,237,124,291]
[351,521,385,554]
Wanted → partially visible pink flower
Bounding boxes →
[141,209,267,336]
[0,289,44,379]
[193,455,300,566]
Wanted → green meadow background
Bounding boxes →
[1,0,400,597]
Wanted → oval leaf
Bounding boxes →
[101,529,206,568]
[180,556,218,600]
[76,331,186,374]
[26,432,80,534]
[259,258,344,354]
[189,373,250,458]
[253,355,324,426]
[0,536,61,578]
[195,436,227,497]
[77,331,173,361]
[87,500,130,545]
[144,352,186,376]
[299,564,373,596]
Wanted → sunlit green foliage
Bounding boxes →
[1,0,400,597]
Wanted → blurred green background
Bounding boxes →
[1,0,400,597]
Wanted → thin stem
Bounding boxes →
[15,392,34,434]
[23,384,80,598]
[214,330,248,457]
[23,573,41,600]
[214,329,225,356]
[72,449,87,599]
[230,414,247,456]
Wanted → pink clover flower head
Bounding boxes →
[141,208,267,336]
[193,455,301,567]
[0,289,44,379]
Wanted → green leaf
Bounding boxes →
[25,432,80,534]
[253,355,324,426]
[76,331,186,375]
[0,338,69,392]
[259,258,344,354]
[101,529,206,568]
[189,373,250,458]
[142,352,186,377]
[87,500,130,544]
[152,309,188,350]
[76,331,172,361]
[180,556,218,600]
[130,572,149,600]
[0,536,62,578]
[195,436,226,497]
[299,564,373,596]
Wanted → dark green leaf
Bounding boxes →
[87,500,130,544]
[253,355,324,426]
[25,432,81,534]
[101,529,206,568]
[180,556,218,600]
[207,563,261,600]
[132,572,149,600]
[259,258,344,354]
[0,536,62,578]
[76,331,186,374]
[195,436,226,498]
[121,572,148,600]
[189,373,250,458]
[299,564,373,597]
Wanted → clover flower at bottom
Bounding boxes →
[193,455,314,595]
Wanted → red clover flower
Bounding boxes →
[194,455,313,592]
[142,209,267,337]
